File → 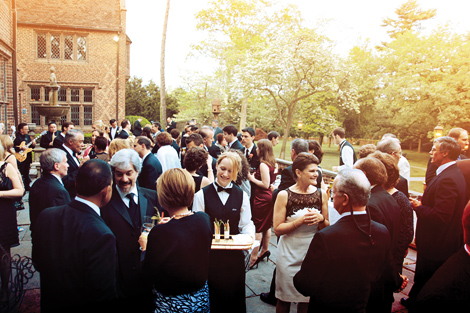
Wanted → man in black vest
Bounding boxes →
[332,127,357,172]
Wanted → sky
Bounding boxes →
[126,0,470,90]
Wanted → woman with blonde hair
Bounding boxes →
[140,168,212,312]
[108,138,131,159]
[0,143,25,302]
[193,151,255,312]
[248,139,278,268]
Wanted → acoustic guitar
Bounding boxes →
[15,131,47,162]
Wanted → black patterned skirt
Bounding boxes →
[154,282,210,313]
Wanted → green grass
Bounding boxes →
[271,139,429,193]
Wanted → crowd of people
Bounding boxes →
[0,119,469,312]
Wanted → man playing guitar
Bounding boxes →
[14,123,36,191]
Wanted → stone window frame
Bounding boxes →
[35,32,89,62]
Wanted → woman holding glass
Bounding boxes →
[193,151,255,313]
[248,139,278,268]
[274,153,329,313]
[140,168,212,312]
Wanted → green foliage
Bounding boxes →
[125,76,179,122]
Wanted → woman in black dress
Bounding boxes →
[0,144,25,303]
[140,168,212,312]
[193,151,255,312]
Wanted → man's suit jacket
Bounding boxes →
[29,174,71,236]
[415,163,466,269]
[137,153,162,191]
[133,120,142,136]
[117,129,129,139]
[414,247,470,312]
[456,159,470,203]
[171,140,180,153]
[244,143,260,170]
[213,126,223,139]
[60,146,81,198]
[366,185,402,310]
[40,131,60,149]
[109,126,121,141]
[426,154,468,184]
[208,144,221,159]
[294,214,391,313]
[272,165,295,204]
[32,200,117,312]
[228,139,244,151]
[101,185,164,299]
[52,134,64,149]
[396,175,409,198]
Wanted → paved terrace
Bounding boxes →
[15,193,415,313]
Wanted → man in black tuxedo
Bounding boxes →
[294,169,390,312]
[32,159,117,313]
[200,126,220,159]
[413,202,470,312]
[109,119,121,140]
[134,136,162,190]
[260,138,309,306]
[354,157,401,312]
[425,127,468,185]
[52,121,74,149]
[133,117,142,136]
[241,127,260,170]
[169,129,180,153]
[185,133,216,178]
[166,116,176,132]
[14,123,36,190]
[39,122,60,149]
[60,129,88,198]
[223,124,244,151]
[29,148,71,237]
[376,137,409,197]
[101,149,165,312]
[117,119,131,139]
[403,136,467,309]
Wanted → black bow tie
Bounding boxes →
[217,185,232,194]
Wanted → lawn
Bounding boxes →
[271,139,428,193]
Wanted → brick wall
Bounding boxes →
[0,0,15,135]
[16,0,128,133]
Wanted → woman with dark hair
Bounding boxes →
[273,153,329,313]
[248,139,278,268]
[308,140,326,190]
[370,151,413,291]
[0,144,24,303]
[83,129,103,159]
[141,126,155,146]
[183,147,213,193]
[140,168,212,312]
[215,133,227,155]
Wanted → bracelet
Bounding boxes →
[207,169,213,172]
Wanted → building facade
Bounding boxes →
[16,0,130,132]
[0,0,16,135]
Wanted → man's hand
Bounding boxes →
[332,166,338,172]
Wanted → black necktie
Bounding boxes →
[245,148,249,158]
[217,185,232,194]
[126,193,140,228]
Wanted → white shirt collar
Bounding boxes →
[436,161,456,176]
[339,210,367,219]
[116,184,139,204]
[62,144,80,166]
[245,144,254,154]
[75,196,101,216]
[229,139,238,146]
[51,173,64,186]
[142,151,151,162]
[214,179,233,190]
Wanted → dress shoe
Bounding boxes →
[260,292,277,306]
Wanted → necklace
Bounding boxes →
[171,211,193,219]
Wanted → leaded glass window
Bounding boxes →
[51,35,60,59]
[71,106,80,125]
[37,34,46,59]
[77,37,87,61]
[71,89,80,102]
[30,86,40,101]
[58,88,66,102]
[84,89,93,102]
[64,35,73,60]
[84,106,93,125]
[31,106,40,125]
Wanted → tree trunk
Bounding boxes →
[279,105,295,160]
[240,98,248,130]
[318,133,324,146]
[418,137,422,153]
[160,0,170,126]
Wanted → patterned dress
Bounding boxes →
[276,188,322,302]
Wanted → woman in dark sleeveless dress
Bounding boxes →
[273,153,329,313]
[248,139,278,268]
[193,151,255,312]
[183,147,213,193]
[0,144,25,303]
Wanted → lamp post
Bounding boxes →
[297,120,303,139]
[434,123,444,139]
